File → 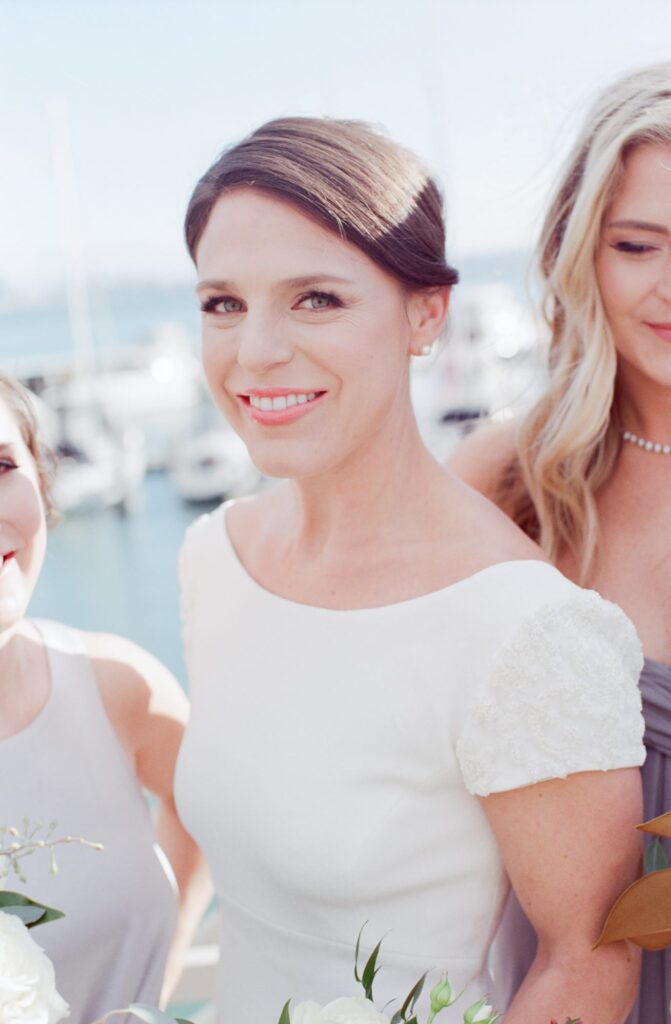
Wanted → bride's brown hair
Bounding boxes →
[184,116,458,290]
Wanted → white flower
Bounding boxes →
[0,910,69,1024]
[292,995,391,1024]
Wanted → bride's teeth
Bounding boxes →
[248,392,321,410]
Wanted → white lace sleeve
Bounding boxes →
[456,590,645,796]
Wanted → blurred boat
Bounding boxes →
[170,427,262,504]
[50,407,146,516]
[37,323,204,472]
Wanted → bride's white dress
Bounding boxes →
[175,502,645,1022]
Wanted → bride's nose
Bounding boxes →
[236,312,294,373]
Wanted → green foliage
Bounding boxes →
[277,1000,292,1024]
[353,924,384,1001]
[390,972,428,1023]
[644,837,668,874]
[0,891,64,929]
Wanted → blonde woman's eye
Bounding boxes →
[611,241,657,255]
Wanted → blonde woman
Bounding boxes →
[449,63,671,1022]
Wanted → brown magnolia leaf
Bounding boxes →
[595,868,671,949]
[637,812,671,838]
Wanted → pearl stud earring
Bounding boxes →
[420,345,432,356]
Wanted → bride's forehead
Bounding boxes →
[196,190,369,277]
[201,189,341,247]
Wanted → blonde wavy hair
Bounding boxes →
[502,62,671,583]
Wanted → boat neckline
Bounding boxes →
[217,499,554,614]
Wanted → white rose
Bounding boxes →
[0,910,69,1024]
[292,995,391,1024]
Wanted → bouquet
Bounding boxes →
[0,820,102,1024]
[1,821,588,1024]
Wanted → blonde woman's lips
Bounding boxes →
[645,322,671,342]
[240,389,327,425]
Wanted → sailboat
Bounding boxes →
[47,97,146,515]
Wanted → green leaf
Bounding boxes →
[354,921,368,984]
[644,838,668,874]
[126,1005,181,1024]
[3,905,46,926]
[361,938,384,1000]
[0,891,64,928]
[277,1000,292,1024]
[391,973,428,1023]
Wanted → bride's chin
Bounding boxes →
[245,442,335,482]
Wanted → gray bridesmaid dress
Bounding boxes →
[491,658,671,1023]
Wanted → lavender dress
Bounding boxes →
[490,658,671,1022]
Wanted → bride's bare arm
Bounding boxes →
[482,767,642,1023]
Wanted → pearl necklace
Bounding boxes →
[622,430,671,454]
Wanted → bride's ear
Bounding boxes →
[407,286,451,356]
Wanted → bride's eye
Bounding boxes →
[294,291,342,311]
[200,296,245,314]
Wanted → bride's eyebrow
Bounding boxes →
[196,279,238,295]
[607,219,669,234]
[282,275,354,289]
[196,274,354,296]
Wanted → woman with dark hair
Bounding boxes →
[175,117,645,1023]
[0,372,210,1023]
[448,63,671,1022]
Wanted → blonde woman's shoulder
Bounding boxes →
[445,419,519,502]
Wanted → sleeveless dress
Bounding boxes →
[175,502,646,1023]
[490,658,671,1021]
[0,620,179,1024]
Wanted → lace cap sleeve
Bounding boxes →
[456,589,645,797]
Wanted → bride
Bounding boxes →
[175,116,644,1023]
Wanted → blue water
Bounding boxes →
[0,282,200,371]
[29,473,211,683]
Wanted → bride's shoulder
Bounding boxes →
[448,471,544,573]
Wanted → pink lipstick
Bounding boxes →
[240,389,327,426]
[645,322,671,343]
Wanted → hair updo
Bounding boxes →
[185,116,458,291]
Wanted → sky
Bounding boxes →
[2,0,671,294]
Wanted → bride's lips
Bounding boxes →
[239,389,327,426]
[644,322,671,343]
